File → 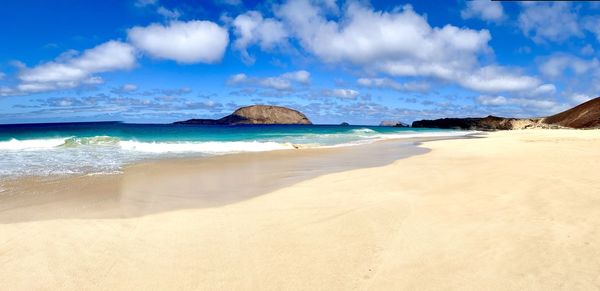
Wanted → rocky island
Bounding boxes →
[379,120,409,127]
[175,105,312,125]
[412,97,600,130]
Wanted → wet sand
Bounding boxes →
[2,130,600,290]
[0,137,436,222]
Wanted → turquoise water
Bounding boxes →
[0,122,472,177]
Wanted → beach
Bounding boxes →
[1,129,600,290]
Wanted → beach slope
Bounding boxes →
[1,130,600,290]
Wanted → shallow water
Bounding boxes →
[0,122,473,177]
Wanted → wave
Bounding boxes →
[349,128,378,134]
[0,138,66,150]
[61,136,121,147]
[0,130,476,153]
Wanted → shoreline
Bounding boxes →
[0,135,473,223]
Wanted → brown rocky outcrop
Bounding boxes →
[175,105,312,125]
[542,97,600,128]
[412,97,600,130]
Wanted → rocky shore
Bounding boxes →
[412,97,600,130]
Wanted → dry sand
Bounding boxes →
[1,129,600,290]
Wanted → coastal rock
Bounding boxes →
[340,122,350,126]
[175,105,312,125]
[543,97,600,129]
[412,97,600,130]
[411,116,535,130]
[379,120,409,127]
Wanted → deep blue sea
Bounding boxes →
[0,122,472,177]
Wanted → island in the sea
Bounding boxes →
[175,105,312,125]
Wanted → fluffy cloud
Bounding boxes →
[477,95,558,109]
[539,54,600,78]
[2,41,136,95]
[569,93,592,104]
[323,89,360,99]
[518,2,582,43]
[265,0,541,94]
[461,0,505,22]
[357,77,429,92]
[227,70,310,91]
[477,95,508,106]
[232,11,288,63]
[458,66,544,93]
[277,2,490,70]
[280,70,310,84]
[128,21,229,64]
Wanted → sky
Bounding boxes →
[0,0,599,125]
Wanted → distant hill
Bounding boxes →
[412,97,600,130]
[175,105,312,125]
[543,97,600,128]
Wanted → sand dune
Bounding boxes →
[1,130,600,290]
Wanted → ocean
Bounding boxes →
[0,122,472,177]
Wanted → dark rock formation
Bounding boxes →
[543,97,600,129]
[340,122,350,126]
[412,97,600,130]
[175,105,312,125]
[412,116,533,130]
[379,120,409,127]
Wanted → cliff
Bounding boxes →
[175,105,312,125]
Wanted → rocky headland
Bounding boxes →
[412,97,600,130]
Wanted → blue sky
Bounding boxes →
[0,0,599,125]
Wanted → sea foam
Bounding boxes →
[0,128,476,177]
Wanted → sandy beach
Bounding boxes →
[1,129,600,290]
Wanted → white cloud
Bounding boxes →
[232,11,288,63]
[121,83,138,92]
[0,71,5,80]
[260,77,293,90]
[277,2,490,70]
[281,70,310,84]
[477,95,558,109]
[357,77,429,92]
[267,0,540,94]
[458,66,542,93]
[10,41,136,94]
[539,54,600,78]
[581,44,595,56]
[518,2,582,43]
[583,16,600,41]
[227,70,311,91]
[135,0,157,7]
[461,0,505,22]
[532,84,557,96]
[156,6,181,19]
[228,73,248,84]
[323,88,360,99]
[128,20,229,64]
[569,93,592,104]
[477,95,508,106]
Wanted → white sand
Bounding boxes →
[1,129,600,290]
